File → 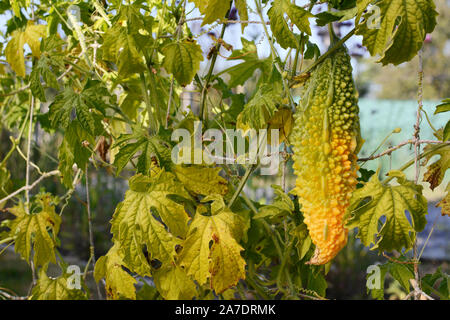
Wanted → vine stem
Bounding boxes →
[200,14,229,122]
[357,139,449,162]
[384,143,448,184]
[25,96,34,213]
[412,48,423,300]
[139,72,157,132]
[84,164,102,299]
[228,164,255,208]
[166,3,185,129]
[299,28,356,76]
[0,170,60,205]
[254,0,290,97]
[25,94,36,292]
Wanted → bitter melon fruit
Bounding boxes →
[292,44,363,265]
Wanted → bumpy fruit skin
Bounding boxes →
[292,47,363,265]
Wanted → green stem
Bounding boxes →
[200,20,228,123]
[139,72,157,132]
[228,164,256,208]
[301,28,356,76]
[292,1,315,76]
[246,262,271,300]
[92,0,111,27]
[384,143,449,184]
[0,100,31,167]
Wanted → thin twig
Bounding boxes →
[357,140,449,161]
[185,17,270,24]
[25,96,34,212]
[412,48,424,300]
[84,164,102,300]
[0,170,60,205]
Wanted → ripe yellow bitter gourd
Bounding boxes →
[292,45,363,265]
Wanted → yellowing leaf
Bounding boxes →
[346,171,427,252]
[5,30,26,77]
[23,23,47,58]
[94,244,137,300]
[30,269,88,300]
[153,265,197,300]
[422,142,449,191]
[111,172,190,276]
[356,0,438,65]
[178,198,246,293]
[268,107,294,143]
[5,23,47,77]
[437,183,449,217]
[161,40,204,86]
[174,165,228,196]
[8,195,61,267]
[192,0,232,26]
[239,84,283,130]
[268,0,313,49]
[235,0,249,32]
[10,0,21,17]
[102,24,144,77]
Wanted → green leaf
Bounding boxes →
[0,167,12,208]
[220,38,271,87]
[239,84,283,130]
[389,263,414,291]
[346,171,427,252]
[113,129,173,176]
[356,0,438,65]
[254,185,293,220]
[422,267,449,299]
[111,172,191,276]
[7,195,61,267]
[315,7,357,26]
[102,24,144,77]
[291,224,312,260]
[304,40,320,60]
[57,121,94,188]
[173,165,228,196]
[268,0,313,49]
[434,99,450,114]
[30,269,88,300]
[443,121,450,142]
[94,244,137,300]
[235,0,249,32]
[366,261,414,299]
[178,197,247,293]
[356,0,373,23]
[161,40,204,86]
[153,265,197,300]
[100,4,153,75]
[49,87,102,134]
[367,263,389,299]
[58,133,76,189]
